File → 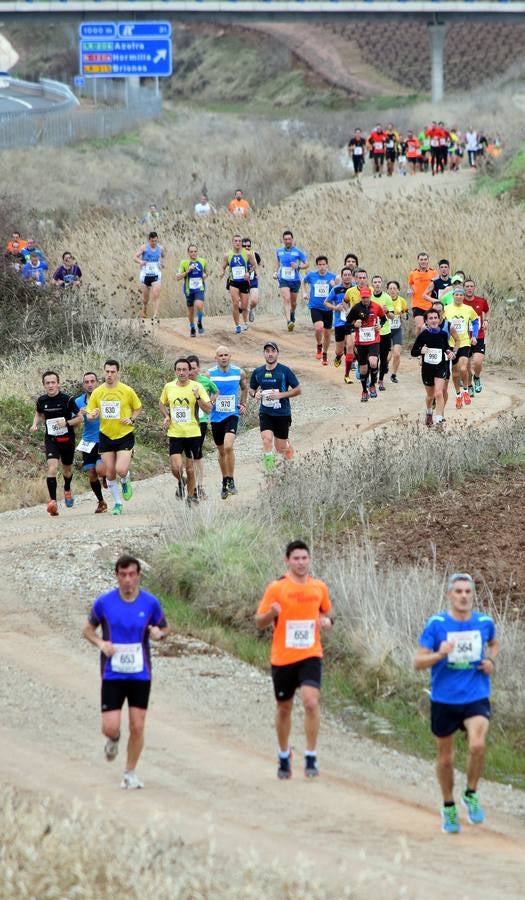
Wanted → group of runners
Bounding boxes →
[4,231,82,288]
[348,122,500,178]
[84,547,499,837]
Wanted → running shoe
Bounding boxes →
[285,443,294,460]
[190,326,197,338]
[441,804,461,834]
[334,356,342,368]
[462,791,485,824]
[242,323,249,332]
[378,381,386,392]
[197,321,204,333]
[277,754,292,780]
[112,503,123,516]
[220,484,229,500]
[234,325,241,334]
[369,386,378,399]
[322,357,328,367]
[121,481,133,501]
[304,756,320,779]
[47,499,59,517]
[463,391,472,406]
[390,374,398,383]
[315,349,322,361]
[474,376,482,393]
[64,490,74,508]
[361,390,369,403]
[263,454,276,474]
[121,772,144,790]
[468,384,475,398]
[455,395,463,409]
[227,477,238,495]
[287,321,295,332]
[344,374,353,384]
[435,418,447,431]
[95,500,108,514]
[249,309,255,323]
[104,737,119,762]
[425,412,433,427]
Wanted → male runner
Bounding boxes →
[386,280,408,383]
[242,237,262,323]
[133,231,165,322]
[249,342,301,473]
[384,123,399,177]
[443,287,480,409]
[414,573,499,833]
[30,370,78,517]
[410,309,456,428]
[83,554,170,790]
[345,287,386,402]
[255,540,332,779]
[425,121,442,175]
[159,357,211,505]
[86,360,141,515]
[423,259,452,306]
[274,230,308,332]
[208,346,248,499]
[371,275,394,391]
[347,128,366,177]
[464,279,489,395]
[187,355,218,500]
[303,255,336,365]
[176,244,208,337]
[324,266,355,380]
[367,123,387,177]
[73,371,107,514]
[408,252,437,335]
[220,234,257,334]
[227,189,250,218]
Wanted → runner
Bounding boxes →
[208,345,248,499]
[21,252,48,287]
[386,280,408,383]
[5,236,25,272]
[133,231,165,322]
[6,230,27,254]
[443,287,480,409]
[227,189,250,218]
[52,252,82,288]
[367,123,387,177]
[425,121,442,176]
[408,252,437,335]
[464,279,489,395]
[423,258,452,306]
[418,128,430,172]
[303,255,336,366]
[176,244,208,337]
[384,123,399,177]
[187,354,218,499]
[220,234,257,334]
[30,370,78,517]
[255,540,332,780]
[324,266,355,380]
[405,130,421,176]
[242,237,262,324]
[86,360,141,515]
[465,128,479,168]
[371,275,394,391]
[347,128,366,177]
[249,341,301,473]
[274,230,308,332]
[414,573,499,833]
[439,272,465,307]
[410,308,456,428]
[159,358,211,506]
[438,121,451,173]
[344,286,386,402]
[73,371,107,514]
[20,237,45,261]
[83,554,170,790]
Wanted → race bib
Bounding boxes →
[359,326,376,343]
[447,630,482,665]
[373,141,383,151]
[431,138,439,147]
[451,318,465,334]
[46,417,68,437]
[216,394,236,414]
[353,146,363,156]
[339,309,347,322]
[424,348,443,365]
[100,400,121,419]
[261,390,281,410]
[144,262,159,273]
[250,270,256,281]
[171,405,192,424]
[285,619,316,649]
[281,266,296,280]
[111,643,144,674]
[188,277,203,290]
[77,439,96,453]
[231,265,245,280]
[391,315,401,329]
[313,282,329,298]
[386,140,394,149]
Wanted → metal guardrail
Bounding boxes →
[0,76,79,118]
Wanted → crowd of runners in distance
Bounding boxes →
[347,122,502,177]
[4,231,81,288]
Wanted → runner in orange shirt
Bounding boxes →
[408,252,438,335]
[227,189,251,218]
[405,131,421,176]
[256,539,332,780]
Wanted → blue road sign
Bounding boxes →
[74,75,85,87]
[79,23,172,79]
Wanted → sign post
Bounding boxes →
[79,21,172,80]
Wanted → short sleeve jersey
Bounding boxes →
[443,303,479,348]
[408,268,438,311]
[87,382,142,441]
[179,258,207,296]
[249,363,299,417]
[374,292,394,336]
[208,365,242,422]
[257,575,332,666]
[36,391,77,441]
[88,588,167,681]
[195,373,218,424]
[326,284,349,328]
[160,379,210,438]
[303,271,337,310]
[74,392,100,443]
[419,610,496,704]
[276,246,307,282]
[464,295,489,339]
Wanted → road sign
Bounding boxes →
[74,75,85,87]
[78,22,172,79]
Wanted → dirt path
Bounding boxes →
[1,173,524,897]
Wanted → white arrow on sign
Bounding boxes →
[153,49,167,65]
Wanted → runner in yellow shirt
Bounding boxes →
[387,280,408,383]
[86,360,142,515]
[159,357,211,505]
[443,286,480,409]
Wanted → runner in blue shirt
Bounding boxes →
[303,255,336,366]
[414,573,499,833]
[274,230,308,332]
[83,554,170,790]
[324,266,355,381]
[73,371,107,514]
[22,253,48,286]
[249,341,301,473]
[208,345,248,498]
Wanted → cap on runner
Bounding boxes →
[264,341,279,351]
[359,287,372,298]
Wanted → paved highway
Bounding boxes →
[0,80,65,114]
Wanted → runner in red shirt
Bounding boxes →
[438,121,451,173]
[464,278,489,395]
[344,287,386,402]
[405,131,421,176]
[425,121,443,175]
[367,124,387,177]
